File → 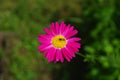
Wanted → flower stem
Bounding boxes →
[76,52,86,58]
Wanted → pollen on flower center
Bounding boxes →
[51,35,67,48]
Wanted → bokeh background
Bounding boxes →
[0,0,120,80]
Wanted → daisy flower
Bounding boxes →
[38,21,81,63]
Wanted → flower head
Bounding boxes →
[38,21,81,63]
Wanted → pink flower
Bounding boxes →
[38,21,81,63]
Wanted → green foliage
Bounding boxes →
[0,0,120,80]
[82,0,120,80]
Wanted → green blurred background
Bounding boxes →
[0,0,120,80]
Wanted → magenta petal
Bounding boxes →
[38,44,52,52]
[38,34,51,39]
[38,34,52,43]
[50,23,56,35]
[70,45,79,52]
[46,51,51,61]
[62,48,72,59]
[63,53,71,62]
[70,42,81,48]
[62,24,70,35]
[55,50,60,62]
[61,48,71,62]
[49,48,56,62]
[68,37,81,42]
[44,51,48,58]
[38,37,50,43]
[67,44,79,53]
[43,28,53,35]
[55,49,64,62]
[55,22,59,34]
[68,42,81,49]
[39,34,47,39]
[66,30,78,39]
[58,49,64,62]
[61,24,67,34]
[44,48,54,62]
[60,21,65,34]
[64,26,74,36]
[65,47,75,58]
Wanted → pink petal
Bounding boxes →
[55,49,60,62]
[66,44,79,52]
[61,48,71,62]
[38,37,50,43]
[45,51,51,61]
[69,42,81,48]
[55,22,59,34]
[64,26,74,36]
[38,34,52,43]
[38,44,52,52]
[62,24,70,35]
[48,48,56,62]
[50,23,56,35]
[44,51,49,57]
[59,21,65,34]
[68,37,81,42]
[62,48,72,59]
[43,28,53,35]
[55,50,59,62]
[58,49,64,62]
[65,47,75,58]
[66,30,78,39]
[39,34,52,38]
[44,48,55,62]
[70,45,79,52]
[55,49,64,62]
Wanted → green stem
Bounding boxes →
[76,53,86,58]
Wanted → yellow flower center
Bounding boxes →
[51,35,67,48]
